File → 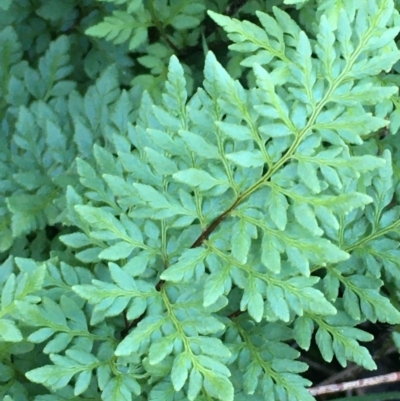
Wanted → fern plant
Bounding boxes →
[2,0,400,400]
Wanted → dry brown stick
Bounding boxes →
[309,371,400,396]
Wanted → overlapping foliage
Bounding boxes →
[2,0,400,400]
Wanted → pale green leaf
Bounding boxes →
[43,332,72,353]
[216,122,252,141]
[243,361,262,394]
[149,336,175,365]
[191,337,230,358]
[316,327,333,362]
[343,288,361,320]
[145,147,178,175]
[203,272,230,307]
[109,263,136,290]
[259,123,293,138]
[161,248,206,283]
[0,319,23,342]
[59,232,92,248]
[297,161,320,193]
[267,285,290,322]
[98,242,134,261]
[203,374,234,401]
[75,205,125,233]
[28,327,55,343]
[226,151,265,168]
[241,281,264,323]
[1,274,16,310]
[231,221,251,263]
[293,203,323,236]
[267,190,288,231]
[115,316,164,356]
[173,168,223,191]
[261,234,281,273]
[188,368,203,400]
[171,352,191,391]
[74,370,92,396]
[294,316,314,350]
[179,130,219,159]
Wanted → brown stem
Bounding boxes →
[191,201,239,248]
[309,371,400,396]
[228,309,243,319]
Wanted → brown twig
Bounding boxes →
[228,309,242,319]
[191,209,231,248]
[309,371,400,396]
[191,200,239,248]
